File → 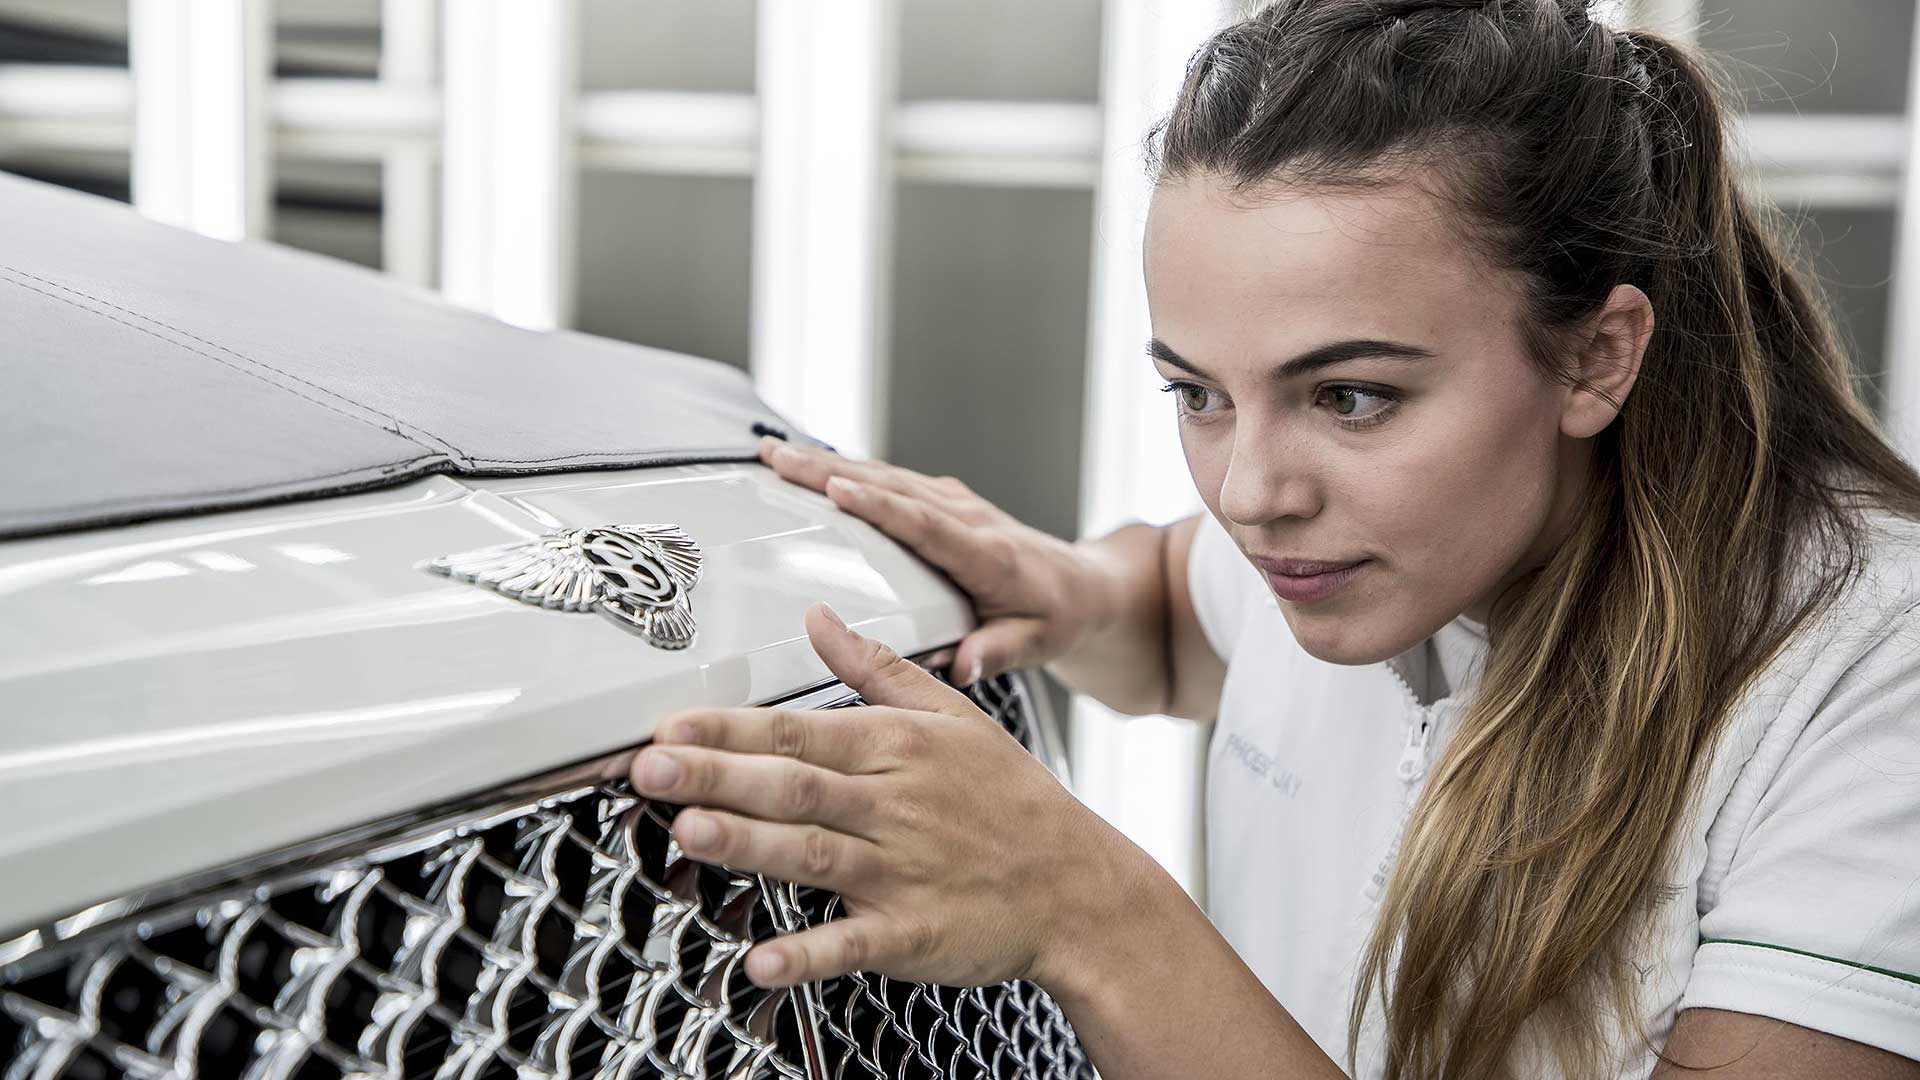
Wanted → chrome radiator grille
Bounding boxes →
[0,671,1094,1080]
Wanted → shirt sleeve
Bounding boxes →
[1684,604,1920,1062]
[1185,511,1269,662]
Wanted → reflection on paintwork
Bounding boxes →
[0,591,501,683]
[0,690,519,777]
[0,462,974,941]
[82,559,194,586]
[275,542,355,565]
[0,478,467,598]
[186,551,256,573]
[767,540,895,600]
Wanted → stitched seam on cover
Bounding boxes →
[471,445,757,465]
[0,263,466,458]
[1697,955,1920,1011]
[17,455,447,515]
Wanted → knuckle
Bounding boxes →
[838,926,871,973]
[982,535,1018,578]
[800,828,837,877]
[888,719,930,762]
[863,637,905,674]
[781,767,824,819]
[768,709,809,759]
[659,711,704,743]
[901,916,937,962]
[903,501,936,540]
[887,788,933,834]
[844,783,880,824]
[676,752,713,796]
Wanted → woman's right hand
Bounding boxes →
[758,436,1114,685]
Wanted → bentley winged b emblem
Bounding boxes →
[425,524,703,649]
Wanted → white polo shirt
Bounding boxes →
[1188,510,1920,1077]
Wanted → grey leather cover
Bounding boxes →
[0,173,815,539]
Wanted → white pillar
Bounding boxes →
[1888,11,1920,463]
[129,0,272,240]
[751,0,899,458]
[381,0,437,287]
[441,0,576,330]
[1073,0,1236,900]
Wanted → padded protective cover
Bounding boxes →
[0,173,815,539]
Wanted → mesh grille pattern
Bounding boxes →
[0,672,1094,1080]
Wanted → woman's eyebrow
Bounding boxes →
[1147,338,1436,380]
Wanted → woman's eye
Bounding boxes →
[1318,385,1398,425]
[1160,381,1223,418]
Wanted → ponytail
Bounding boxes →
[1156,4,1920,1077]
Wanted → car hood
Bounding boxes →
[0,463,972,938]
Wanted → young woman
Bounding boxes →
[628,2,1920,1076]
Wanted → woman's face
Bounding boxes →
[1144,176,1593,665]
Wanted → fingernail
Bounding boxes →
[825,475,862,500]
[818,603,850,634]
[637,751,682,791]
[966,658,984,686]
[676,811,719,852]
[749,946,788,983]
[770,442,801,466]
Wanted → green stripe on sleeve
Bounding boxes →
[1700,938,1920,987]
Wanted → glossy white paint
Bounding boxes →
[0,463,973,938]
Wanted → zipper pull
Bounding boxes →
[1396,710,1433,783]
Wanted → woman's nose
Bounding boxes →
[1218,428,1322,527]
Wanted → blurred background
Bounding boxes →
[0,0,1911,896]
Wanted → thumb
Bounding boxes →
[950,616,1047,687]
[804,602,976,716]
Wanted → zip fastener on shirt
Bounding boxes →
[1361,660,1439,905]
[1382,660,1437,785]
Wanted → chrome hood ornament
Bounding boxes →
[426,524,703,649]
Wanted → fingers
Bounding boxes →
[821,477,1005,593]
[949,617,1047,687]
[670,808,877,893]
[743,916,911,988]
[632,745,874,833]
[805,603,977,717]
[652,706,878,773]
[758,436,954,505]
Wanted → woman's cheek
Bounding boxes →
[1179,424,1232,504]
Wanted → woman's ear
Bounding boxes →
[1561,284,1653,439]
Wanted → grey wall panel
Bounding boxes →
[1784,206,1897,412]
[1700,0,1913,114]
[580,0,755,92]
[574,172,754,372]
[899,0,1101,102]
[886,183,1094,541]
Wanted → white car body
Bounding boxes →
[0,463,974,940]
[0,173,1093,1080]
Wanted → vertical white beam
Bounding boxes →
[441,0,576,330]
[752,0,899,458]
[1073,0,1235,900]
[130,0,272,240]
[1888,11,1920,462]
[381,0,436,286]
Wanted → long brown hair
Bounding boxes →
[1151,2,1920,1076]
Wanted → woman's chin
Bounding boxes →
[1280,603,1443,668]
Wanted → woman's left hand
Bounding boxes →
[629,601,1136,991]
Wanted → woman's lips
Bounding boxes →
[1259,559,1369,604]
